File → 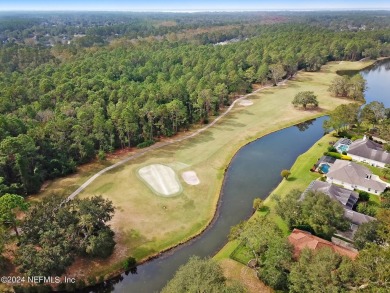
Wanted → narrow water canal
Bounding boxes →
[92,59,390,293]
[91,116,328,293]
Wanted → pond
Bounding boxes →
[361,59,390,107]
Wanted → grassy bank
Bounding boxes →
[32,61,373,280]
[213,133,338,283]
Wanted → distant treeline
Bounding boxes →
[1,22,390,196]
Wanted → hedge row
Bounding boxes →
[324,151,352,161]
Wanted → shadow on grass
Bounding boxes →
[296,75,314,82]
[286,177,297,182]
[239,109,255,115]
[284,82,299,88]
[256,206,271,216]
[221,120,246,128]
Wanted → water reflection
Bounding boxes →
[295,119,315,132]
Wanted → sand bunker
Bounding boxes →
[181,171,200,185]
[138,164,182,196]
[238,99,253,106]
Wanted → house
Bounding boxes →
[304,180,358,209]
[326,160,387,194]
[288,229,358,259]
[303,180,375,239]
[343,209,375,230]
[347,136,390,168]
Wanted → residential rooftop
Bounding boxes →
[304,180,358,209]
[288,229,358,260]
[327,160,387,192]
[344,209,375,226]
[348,137,390,165]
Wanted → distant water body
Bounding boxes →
[361,59,390,107]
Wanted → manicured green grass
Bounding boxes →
[34,61,374,276]
[214,240,241,261]
[230,242,254,265]
[265,134,335,207]
[369,193,381,205]
[366,193,381,213]
[269,214,290,236]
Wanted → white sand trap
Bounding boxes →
[238,99,253,106]
[181,171,200,185]
[138,164,182,196]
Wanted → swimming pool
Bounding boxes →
[337,144,349,153]
[319,163,331,173]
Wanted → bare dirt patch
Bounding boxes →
[238,99,254,107]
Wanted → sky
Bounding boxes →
[1,0,390,11]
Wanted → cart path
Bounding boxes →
[67,79,291,200]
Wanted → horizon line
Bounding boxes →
[1,8,390,13]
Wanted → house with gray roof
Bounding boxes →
[326,160,387,194]
[304,180,358,209]
[344,209,375,226]
[347,136,390,168]
[304,180,375,240]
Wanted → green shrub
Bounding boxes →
[327,146,337,152]
[356,202,377,217]
[137,140,155,148]
[253,198,264,210]
[292,224,314,234]
[325,152,342,159]
[335,131,352,139]
[358,191,370,201]
[97,149,106,161]
[342,151,347,155]
[324,152,352,161]
[123,256,137,271]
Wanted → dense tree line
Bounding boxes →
[161,256,244,293]
[0,12,285,47]
[1,23,390,196]
[2,11,390,47]
[7,195,116,276]
[323,100,390,144]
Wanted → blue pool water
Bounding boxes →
[319,163,331,173]
[337,144,349,153]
